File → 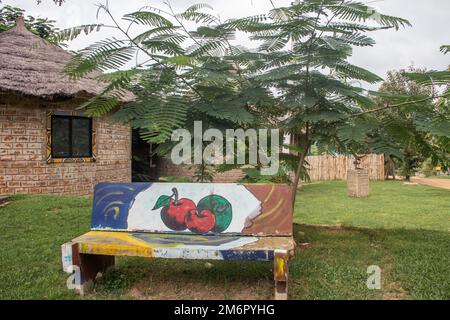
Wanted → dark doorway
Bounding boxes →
[132,130,160,182]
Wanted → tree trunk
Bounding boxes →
[405,162,412,182]
[292,138,311,206]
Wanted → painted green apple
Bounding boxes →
[196,195,232,233]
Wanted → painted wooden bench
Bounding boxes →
[61,183,296,299]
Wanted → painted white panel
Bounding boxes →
[127,183,261,234]
[152,237,258,259]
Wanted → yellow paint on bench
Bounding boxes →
[263,185,276,202]
[83,231,154,247]
[253,198,284,222]
[77,231,155,258]
[274,254,287,281]
[80,242,154,258]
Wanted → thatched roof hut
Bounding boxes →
[0,16,134,101]
[0,17,134,196]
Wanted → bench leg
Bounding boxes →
[274,250,289,300]
[71,244,115,295]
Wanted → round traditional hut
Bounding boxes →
[0,17,134,196]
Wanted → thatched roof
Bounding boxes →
[0,17,134,102]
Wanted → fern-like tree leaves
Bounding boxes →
[404,71,450,86]
[176,3,218,25]
[357,66,450,176]
[132,26,183,44]
[61,1,415,185]
[123,11,174,28]
[110,69,189,144]
[328,1,411,30]
[337,117,376,144]
[227,0,410,187]
[53,24,104,42]
[440,45,450,55]
[415,113,450,138]
[64,37,137,77]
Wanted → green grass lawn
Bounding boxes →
[0,181,448,300]
[293,181,450,300]
[295,181,450,232]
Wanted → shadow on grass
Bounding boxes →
[92,224,450,300]
[0,195,448,300]
[291,224,450,300]
[96,258,273,300]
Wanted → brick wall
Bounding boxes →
[0,95,131,196]
[158,158,246,183]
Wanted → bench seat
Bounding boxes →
[64,231,295,261]
[61,183,295,299]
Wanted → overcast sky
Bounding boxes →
[4,0,450,89]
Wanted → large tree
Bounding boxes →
[226,0,410,194]
[61,2,281,183]
[59,1,410,197]
[0,5,59,40]
[58,2,276,162]
[376,68,438,180]
[402,48,450,174]
[338,53,450,181]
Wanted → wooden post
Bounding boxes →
[347,169,370,198]
[274,249,289,300]
[71,244,115,295]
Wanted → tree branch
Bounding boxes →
[99,4,204,98]
[350,93,450,118]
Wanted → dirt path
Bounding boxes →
[411,177,450,190]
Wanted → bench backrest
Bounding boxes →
[91,183,293,236]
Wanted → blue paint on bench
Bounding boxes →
[221,250,274,261]
[91,183,152,230]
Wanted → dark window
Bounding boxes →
[51,115,92,158]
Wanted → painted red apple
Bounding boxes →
[153,188,196,231]
[185,209,216,234]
